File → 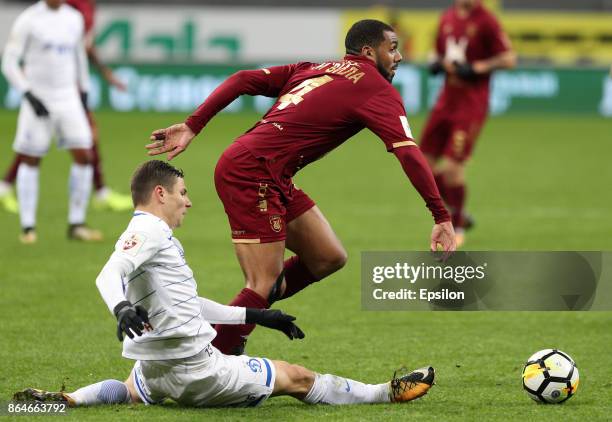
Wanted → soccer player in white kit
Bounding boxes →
[1,0,101,244]
[13,160,435,408]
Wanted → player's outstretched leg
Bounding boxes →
[389,366,435,402]
[273,360,435,405]
[13,388,74,406]
[13,379,134,407]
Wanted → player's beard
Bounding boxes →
[377,61,394,82]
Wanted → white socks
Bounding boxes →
[15,162,93,231]
[16,163,39,228]
[68,163,93,225]
[303,373,390,405]
[68,380,130,406]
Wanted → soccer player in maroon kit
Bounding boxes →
[421,0,516,246]
[0,0,132,218]
[146,20,456,355]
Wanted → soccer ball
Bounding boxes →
[522,349,579,404]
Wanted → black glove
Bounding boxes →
[428,61,445,75]
[454,61,478,80]
[80,91,88,112]
[113,300,151,342]
[245,308,305,340]
[24,91,49,117]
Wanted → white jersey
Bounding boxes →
[1,1,89,102]
[96,211,245,361]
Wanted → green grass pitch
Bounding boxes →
[0,110,611,420]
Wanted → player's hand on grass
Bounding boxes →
[245,308,305,340]
[113,300,152,342]
[430,221,456,260]
[24,91,49,117]
[147,123,195,161]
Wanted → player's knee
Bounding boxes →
[442,160,465,186]
[328,247,348,272]
[313,247,347,277]
[280,362,315,395]
[98,380,130,404]
[291,365,316,394]
[71,148,92,165]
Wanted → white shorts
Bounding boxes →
[13,96,92,157]
[131,344,276,408]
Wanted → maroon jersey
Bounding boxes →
[189,55,414,180]
[186,55,450,223]
[66,0,95,34]
[435,2,511,112]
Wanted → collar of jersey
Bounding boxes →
[342,54,378,70]
[133,210,173,237]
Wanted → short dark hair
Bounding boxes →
[345,19,395,55]
[130,160,184,206]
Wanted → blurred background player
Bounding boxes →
[0,0,132,214]
[12,159,435,409]
[421,0,516,246]
[147,20,455,355]
[1,0,102,243]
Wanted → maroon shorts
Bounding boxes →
[420,109,486,163]
[214,142,316,244]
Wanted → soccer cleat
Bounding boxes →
[68,224,103,242]
[13,388,75,407]
[19,227,37,244]
[93,188,133,212]
[0,189,18,214]
[389,366,435,403]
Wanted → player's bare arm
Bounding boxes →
[147,67,293,160]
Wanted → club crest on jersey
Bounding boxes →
[269,215,283,233]
[247,358,263,373]
[122,233,146,256]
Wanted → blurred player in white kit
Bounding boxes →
[1,0,102,243]
[13,160,435,408]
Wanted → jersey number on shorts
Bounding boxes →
[277,75,334,110]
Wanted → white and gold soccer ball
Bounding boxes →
[522,349,579,404]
